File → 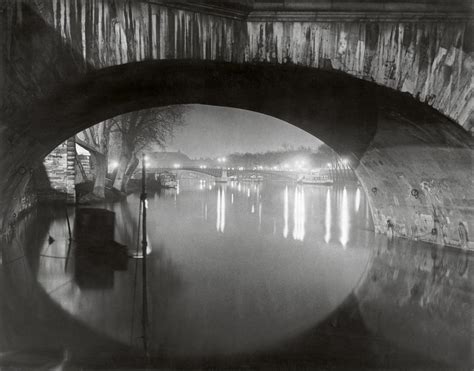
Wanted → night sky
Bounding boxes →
[163,105,322,159]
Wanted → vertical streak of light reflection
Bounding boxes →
[258,203,262,230]
[216,188,221,231]
[283,186,288,238]
[355,187,361,212]
[293,186,305,241]
[340,187,349,248]
[216,186,226,233]
[324,188,331,243]
[221,186,226,232]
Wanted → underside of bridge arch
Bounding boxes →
[0,59,472,247]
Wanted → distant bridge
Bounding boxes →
[147,167,300,181]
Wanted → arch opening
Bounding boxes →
[4,102,380,358]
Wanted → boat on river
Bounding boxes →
[297,175,333,186]
[242,174,264,182]
[158,171,177,188]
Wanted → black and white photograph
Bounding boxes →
[0,0,472,369]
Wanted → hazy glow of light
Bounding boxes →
[283,186,289,238]
[293,186,306,241]
[109,161,119,170]
[340,187,349,248]
[324,188,331,243]
[355,188,361,212]
[173,163,181,168]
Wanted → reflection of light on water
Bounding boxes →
[130,235,153,257]
[221,187,226,232]
[216,188,221,231]
[176,181,180,195]
[283,186,288,238]
[238,183,241,192]
[324,188,331,243]
[204,203,208,220]
[355,188,361,212]
[258,203,262,228]
[216,187,226,232]
[231,193,234,204]
[340,187,349,248]
[251,204,255,213]
[293,186,305,241]
[247,189,250,197]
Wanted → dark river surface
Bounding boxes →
[0,179,472,369]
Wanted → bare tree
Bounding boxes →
[75,120,114,199]
[112,106,185,192]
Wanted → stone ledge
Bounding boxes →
[247,11,473,22]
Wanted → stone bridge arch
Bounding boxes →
[8,0,472,129]
[0,1,472,248]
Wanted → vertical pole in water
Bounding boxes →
[65,208,72,241]
[141,153,149,358]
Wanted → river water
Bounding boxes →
[6,180,377,357]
